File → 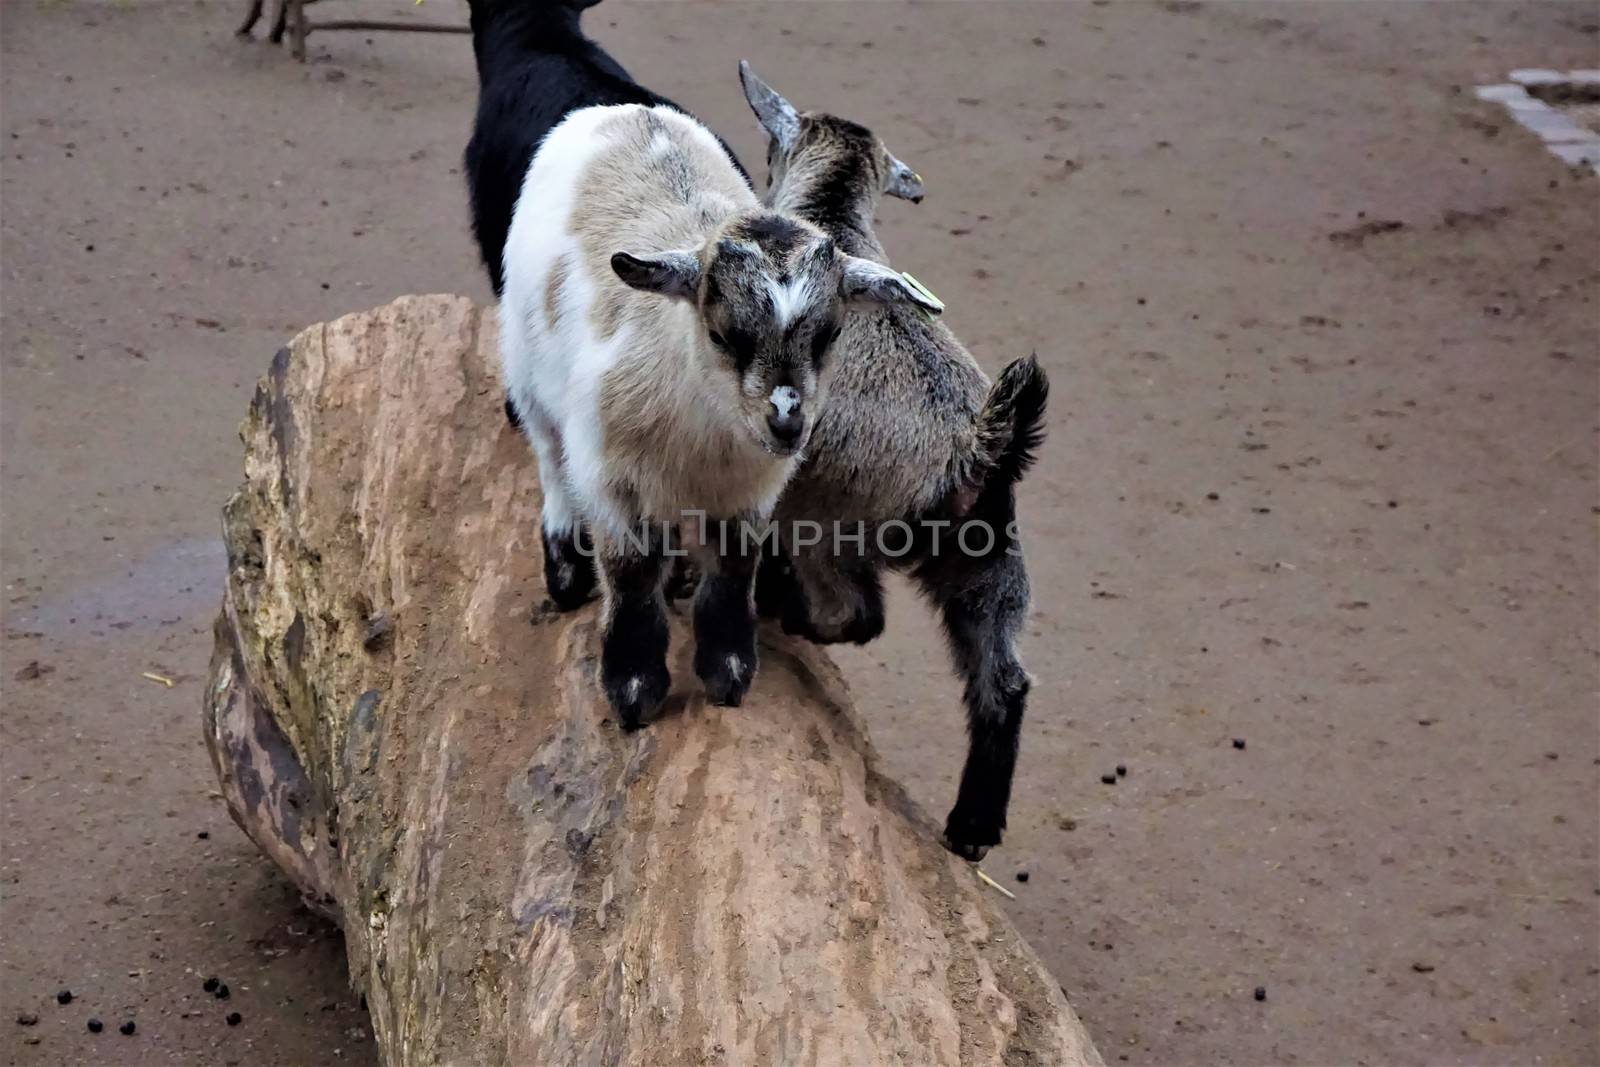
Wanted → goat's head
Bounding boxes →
[738,61,925,209]
[611,211,941,457]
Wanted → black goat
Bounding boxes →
[463,0,745,296]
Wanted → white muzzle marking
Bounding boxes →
[769,385,800,418]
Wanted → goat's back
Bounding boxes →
[498,103,755,441]
[464,1,748,294]
[780,305,989,522]
[467,63,667,294]
[499,105,780,533]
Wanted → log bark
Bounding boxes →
[202,294,1103,1067]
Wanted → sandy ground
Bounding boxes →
[2,1,1597,1064]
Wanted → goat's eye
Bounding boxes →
[708,330,727,349]
[811,321,843,361]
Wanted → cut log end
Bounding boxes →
[202,294,1102,1066]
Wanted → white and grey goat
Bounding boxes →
[499,102,941,728]
[739,65,1049,860]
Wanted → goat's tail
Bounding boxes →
[973,354,1048,491]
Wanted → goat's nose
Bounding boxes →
[767,387,804,446]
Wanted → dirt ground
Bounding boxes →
[2,2,1596,1064]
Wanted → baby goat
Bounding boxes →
[739,64,1048,861]
[499,103,941,728]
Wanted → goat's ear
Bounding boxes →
[611,250,701,302]
[739,60,801,150]
[839,257,944,316]
[884,149,925,203]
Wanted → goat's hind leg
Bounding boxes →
[543,523,597,611]
[754,549,797,621]
[512,398,596,610]
[926,553,1032,861]
[783,548,885,645]
[598,529,671,730]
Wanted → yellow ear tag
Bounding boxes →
[900,272,945,317]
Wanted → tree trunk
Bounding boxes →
[202,294,1103,1066]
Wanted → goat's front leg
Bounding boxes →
[598,529,670,731]
[924,553,1032,861]
[692,518,760,707]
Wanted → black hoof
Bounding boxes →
[542,527,596,611]
[604,663,670,731]
[840,606,885,644]
[504,395,523,429]
[943,809,1002,862]
[942,836,991,862]
[695,647,755,707]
